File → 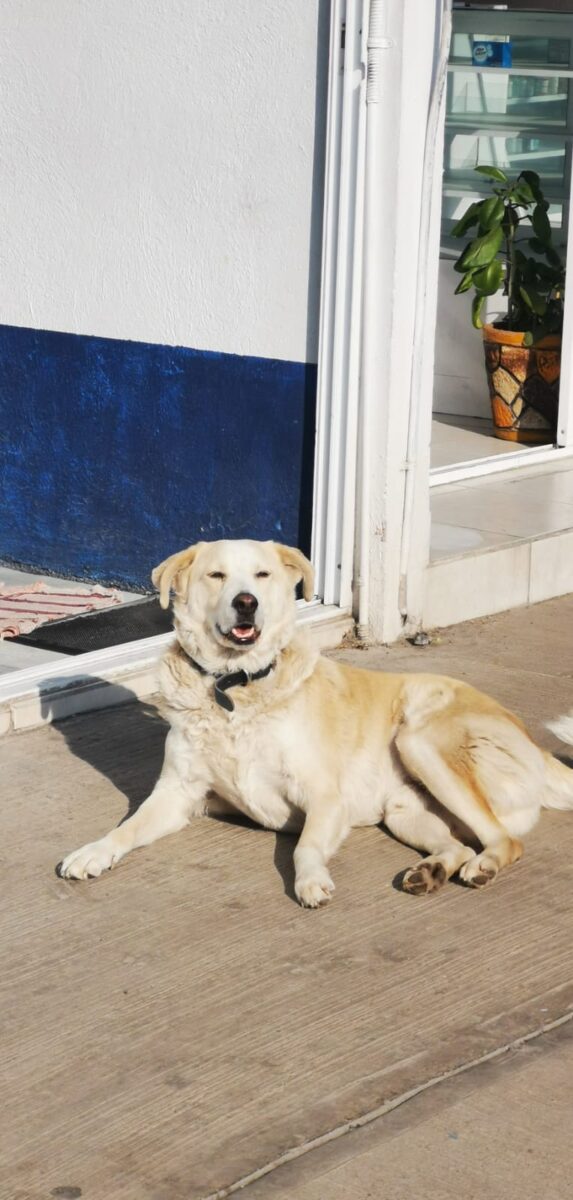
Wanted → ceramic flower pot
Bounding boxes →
[482,323,560,443]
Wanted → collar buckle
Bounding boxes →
[183,651,275,712]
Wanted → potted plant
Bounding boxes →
[452,165,565,442]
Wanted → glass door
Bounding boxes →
[432,7,573,477]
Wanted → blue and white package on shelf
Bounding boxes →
[472,39,512,69]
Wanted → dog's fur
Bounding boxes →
[60,539,573,903]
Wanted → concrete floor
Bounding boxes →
[247,1018,573,1199]
[2,595,573,1198]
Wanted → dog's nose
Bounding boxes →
[232,592,258,615]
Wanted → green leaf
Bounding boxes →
[529,236,562,267]
[531,204,552,245]
[519,171,543,204]
[451,202,480,238]
[534,261,562,283]
[478,196,505,232]
[457,225,503,271]
[474,165,509,184]
[510,182,535,205]
[517,172,544,207]
[471,294,485,329]
[473,259,504,295]
[519,284,547,317]
[454,271,475,295]
[529,327,551,345]
[522,258,537,285]
[545,245,563,268]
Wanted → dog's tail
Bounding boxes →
[542,710,573,810]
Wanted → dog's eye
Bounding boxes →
[207,571,225,580]
[255,571,270,578]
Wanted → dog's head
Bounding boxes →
[152,539,314,670]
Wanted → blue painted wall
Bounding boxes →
[0,325,316,590]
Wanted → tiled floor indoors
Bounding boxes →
[0,566,144,676]
[430,413,551,471]
[430,454,573,562]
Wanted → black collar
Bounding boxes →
[182,650,276,712]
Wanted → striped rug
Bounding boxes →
[0,582,122,639]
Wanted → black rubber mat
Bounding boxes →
[11,596,173,655]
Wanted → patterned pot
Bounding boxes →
[482,323,560,444]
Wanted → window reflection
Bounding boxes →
[442,18,573,248]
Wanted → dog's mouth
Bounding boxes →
[218,623,261,647]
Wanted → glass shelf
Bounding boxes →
[441,12,573,252]
[451,33,571,72]
[447,72,569,129]
[444,130,568,189]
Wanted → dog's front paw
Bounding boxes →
[295,868,335,909]
[58,838,120,880]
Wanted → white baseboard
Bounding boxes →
[424,528,573,629]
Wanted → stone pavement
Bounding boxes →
[2,596,573,1199]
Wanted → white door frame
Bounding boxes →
[556,162,573,448]
[313,0,453,642]
[311,0,367,610]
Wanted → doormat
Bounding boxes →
[1,582,122,641]
[10,596,172,655]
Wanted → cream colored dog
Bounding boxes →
[60,539,573,904]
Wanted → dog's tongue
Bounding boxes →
[233,625,256,642]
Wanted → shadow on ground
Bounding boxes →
[41,678,167,819]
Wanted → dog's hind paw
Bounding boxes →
[459,852,498,888]
[402,858,447,896]
[295,868,335,908]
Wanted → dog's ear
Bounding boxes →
[151,543,205,609]
[273,543,314,602]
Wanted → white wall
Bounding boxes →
[0,0,326,362]
[433,258,491,419]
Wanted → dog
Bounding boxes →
[59,539,573,904]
